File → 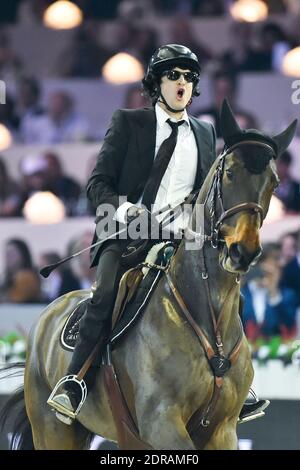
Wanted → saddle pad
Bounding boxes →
[60,298,89,351]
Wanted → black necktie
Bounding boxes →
[142,119,185,210]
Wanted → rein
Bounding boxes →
[185,140,275,248]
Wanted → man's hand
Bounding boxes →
[125,205,146,223]
[126,206,160,240]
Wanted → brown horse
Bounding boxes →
[1,101,297,450]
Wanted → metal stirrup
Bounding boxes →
[47,375,87,418]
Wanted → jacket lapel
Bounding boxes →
[136,108,157,180]
[189,117,203,190]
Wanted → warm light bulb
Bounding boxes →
[264,195,284,224]
[23,192,66,224]
[0,124,12,151]
[102,53,144,85]
[230,0,268,22]
[282,47,300,77]
[44,1,83,30]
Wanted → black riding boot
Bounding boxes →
[47,298,110,420]
[48,241,128,422]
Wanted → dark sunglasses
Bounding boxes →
[162,69,199,83]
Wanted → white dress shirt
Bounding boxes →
[114,104,198,233]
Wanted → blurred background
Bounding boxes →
[0,0,300,450]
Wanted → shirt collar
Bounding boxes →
[155,103,190,130]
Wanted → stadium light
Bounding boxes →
[43,1,83,30]
[282,47,300,77]
[264,195,284,224]
[23,192,66,224]
[230,0,268,22]
[102,53,144,85]
[0,123,12,151]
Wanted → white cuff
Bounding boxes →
[113,202,135,224]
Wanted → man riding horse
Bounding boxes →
[49,44,268,423]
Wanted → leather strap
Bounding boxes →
[103,363,152,450]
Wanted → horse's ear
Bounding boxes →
[273,119,298,156]
[220,99,241,145]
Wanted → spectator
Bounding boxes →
[117,0,154,22]
[0,238,41,303]
[256,22,291,73]
[0,30,23,86]
[19,153,49,212]
[275,151,300,213]
[17,76,45,142]
[169,15,212,68]
[218,22,257,74]
[56,25,113,78]
[0,157,21,216]
[21,90,90,144]
[123,84,150,109]
[39,251,81,303]
[43,152,81,216]
[116,22,158,69]
[279,232,297,267]
[281,230,300,307]
[68,231,96,290]
[195,70,258,137]
[0,94,19,139]
[242,249,298,342]
[131,26,158,68]
[74,154,97,216]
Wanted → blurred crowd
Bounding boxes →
[0,1,291,24]
[1,229,300,346]
[0,231,95,304]
[0,0,299,347]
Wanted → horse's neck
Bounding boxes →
[170,242,241,345]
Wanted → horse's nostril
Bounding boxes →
[229,243,242,263]
[229,243,262,267]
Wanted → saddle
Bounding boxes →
[61,242,176,352]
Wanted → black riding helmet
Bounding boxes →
[142,44,201,111]
[148,44,201,75]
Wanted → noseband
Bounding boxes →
[186,140,276,248]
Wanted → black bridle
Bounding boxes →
[186,140,276,248]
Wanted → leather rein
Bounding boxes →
[165,140,276,444]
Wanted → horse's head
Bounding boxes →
[204,100,297,275]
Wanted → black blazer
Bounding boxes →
[87,107,216,266]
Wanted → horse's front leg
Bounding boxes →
[137,400,195,450]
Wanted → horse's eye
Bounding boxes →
[226,169,234,180]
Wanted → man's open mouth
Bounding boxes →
[177,88,185,99]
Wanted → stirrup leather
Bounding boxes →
[47,375,87,421]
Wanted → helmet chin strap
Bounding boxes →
[157,92,185,114]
